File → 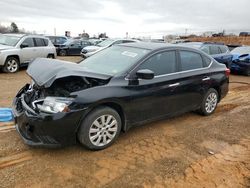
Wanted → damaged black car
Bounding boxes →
[13,42,229,150]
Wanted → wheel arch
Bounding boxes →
[77,102,127,133]
[6,55,20,63]
[211,85,221,102]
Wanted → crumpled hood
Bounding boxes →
[0,44,14,50]
[27,58,112,88]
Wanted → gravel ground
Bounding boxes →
[0,56,249,188]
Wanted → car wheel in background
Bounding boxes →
[199,88,219,116]
[47,54,55,59]
[59,50,67,56]
[77,107,122,150]
[3,57,20,73]
[245,69,250,76]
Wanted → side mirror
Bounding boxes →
[20,43,29,48]
[136,69,154,80]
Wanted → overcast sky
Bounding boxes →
[0,0,249,38]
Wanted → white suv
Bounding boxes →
[0,34,56,73]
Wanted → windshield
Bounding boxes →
[231,47,250,54]
[79,46,149,76]
[0,34,21,46]
[97,39,115,47]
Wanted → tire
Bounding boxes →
[77,107,122,150]
[199,88,219,116]
[245,69,250,76]
[47,54,54,59]
[59,50,67,56]
[3,57,20,73]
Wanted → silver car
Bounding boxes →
[0,34,56,73]
[81,38,138,58]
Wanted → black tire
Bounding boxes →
[47,54,54,59]
[198,88,219,116]
[3,57,20,73]
[245,69,250,76]
[77,106,122,150]
[59,50,67,56]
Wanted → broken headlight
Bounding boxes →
[37,97,74,113]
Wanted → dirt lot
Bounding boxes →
[190,36,250,45]
[0,56,250,188]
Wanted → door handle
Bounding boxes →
[169,83,180,87]
[202,77,210,81]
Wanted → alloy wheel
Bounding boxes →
[205,92,218,113]
[89,115,118,147]
[7,59,18,73]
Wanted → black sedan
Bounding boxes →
[13,42,229,150]
[57,39,92,56]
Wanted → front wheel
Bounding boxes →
[59,50,67,56]
[3,57,20,73]
[77,107,122,150]
[199,89,219,116]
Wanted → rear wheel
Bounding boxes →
[245,69,250,76]
[3,57,20,73]
[199,88,219,116]
[77,107,122,150]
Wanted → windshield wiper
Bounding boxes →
[0,42,7,45]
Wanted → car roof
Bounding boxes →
[4,33,49,39]
[118,42,174,50]
[3,33,26,38]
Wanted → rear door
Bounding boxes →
[19,37,37,64]
[172,50,210,112]
[34,38,48,58]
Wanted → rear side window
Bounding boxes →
[34,38,46,47]
[139,51,177,76]
[180,51,204,71]
[209,46,220,55]
[200,46,209,54]
[22,38,34,47]
[219,45,228,53]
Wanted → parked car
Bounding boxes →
[45,36,68,47]
[81,38,137,58]
[13,42,229,150]
[57,39,92,56]
[181,42,233,68]
[0,34,56,73]
[239,32,250,37]
[88,38,102,45]
[230,46,250,76]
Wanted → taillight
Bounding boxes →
[225,68,230,77]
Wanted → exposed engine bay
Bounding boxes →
[23,76,109,109]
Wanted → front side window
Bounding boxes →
[22,38,34,47]
[180,51,204,71]
[209,46,220,55]
[138,51,177,76]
